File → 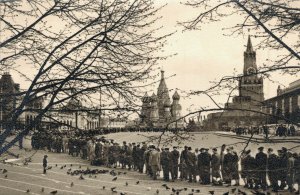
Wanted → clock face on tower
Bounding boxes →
[247,67,256,75]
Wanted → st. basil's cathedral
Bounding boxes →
[140,70,183,128]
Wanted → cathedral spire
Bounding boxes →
[246,35,254,53]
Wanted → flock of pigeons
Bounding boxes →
[0,162,281,195]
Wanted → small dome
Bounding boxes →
[172,91,180,100]
[142,92,149,102]
[151,93,157,102]
[164,98,171,107]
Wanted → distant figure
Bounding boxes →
[289,125,296,136]
[262,125,268,138]
[43,155,48,174]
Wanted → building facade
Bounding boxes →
[0,73,101,131]
[0,72,21,130]
[263,79,300,124]
[205,36,265,130]
[140,70,183,128]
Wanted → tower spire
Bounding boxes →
[246,35,254,53]
[161,70,165,80]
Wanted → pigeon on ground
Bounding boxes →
[102,186,105,190]
[156,189,159,194]
[209,190,214,195]
[136,181,140,184]
[70,164,73,167]
[50,190,58,194]
[120,193,126,195]
[162,184,167,187]
[195,189,200,193]
[223,192,229,195]
[232,188,237,193]
[123,172,127,174]
[79,174,84,180]
[47,166,52,170]
[94,175,97,178]
[125,182,128,186]
[70,182,74,187]
[4,174,7,178]
[118,171,122,175]
[55,164,58,167]
[111,187,116,191]
[184,188,187,191]
[41,187,44,192]
[64,165,66,168]
[112,177,117,181]
[2,169,7,174]
[26,189,30,193]
[60,166,64,169]
[165,186,170,190]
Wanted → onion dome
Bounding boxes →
[172,91,180,100]
[151,93,157,102]
[142,92,149,103]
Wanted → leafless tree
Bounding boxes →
[146,0,300,147]
[0,0,173,155]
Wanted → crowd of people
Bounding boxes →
[233,124,297,137]
[31,129,300,193]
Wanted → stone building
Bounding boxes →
[0,73,101,131]
[140,70,183,128]
[204,36,265,130]
[263,79,300,124]
[0,72,21,130]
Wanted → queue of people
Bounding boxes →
[31,129,300,193]
[233,124,297,137]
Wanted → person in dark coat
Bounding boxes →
[132,143,138,170]
[278,147,288,190]
[170,146,179,181]
[160,148,171,181]
[267,148,279,192]
[223,148,232,184]
[255,147,267,189]
[245,150,256,189]
[287,152,296,192]
[220,144,226,181]
[198,148,211,184]
[231,148,240,186]
[43,155,48,174]
[179,146,188,180]
[137,144,146,173]
[294,153,300,191]
[211,148,222,185]
[186,147,196,182]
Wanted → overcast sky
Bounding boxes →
[7,0,300,117]
[149,0,300,116]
